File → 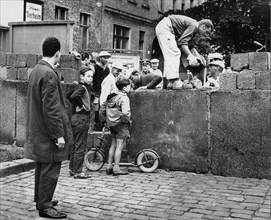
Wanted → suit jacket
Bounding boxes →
[25,60,73,162]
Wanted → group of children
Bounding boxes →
[67,50,225,178]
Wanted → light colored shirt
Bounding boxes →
[100,73,119,110]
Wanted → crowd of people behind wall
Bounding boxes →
[25,14,228,219]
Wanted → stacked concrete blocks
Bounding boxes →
[210,52,271,179]
[220,52,270,91]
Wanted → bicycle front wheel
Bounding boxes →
[136,150,159,173]
[84,150,105,171]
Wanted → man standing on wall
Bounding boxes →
[26,37,72,219]
[155,14,213,90]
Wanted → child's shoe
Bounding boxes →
[113,169,129,176]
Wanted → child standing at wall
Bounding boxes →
[67,67,94,179]
[101,76,132,176]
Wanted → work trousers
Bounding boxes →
[69,114,90,174]
[34,161,61,210]
[155,17,181,80]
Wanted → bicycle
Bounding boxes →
[84,125,160,173]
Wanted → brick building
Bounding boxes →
[1,0,206,58]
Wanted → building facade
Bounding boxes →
[1,0,206,60]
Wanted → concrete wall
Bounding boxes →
[0,52,270,179]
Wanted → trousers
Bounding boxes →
[155,17,181,80]
[69,114,90,174]
[34,162,61,210]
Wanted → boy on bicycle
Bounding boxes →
[101,76,132,175]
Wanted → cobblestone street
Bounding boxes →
[0,161,270,220]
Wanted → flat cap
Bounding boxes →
[97,51,111,57]
[209,60,225,69]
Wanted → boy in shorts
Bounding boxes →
[102,76,132,176]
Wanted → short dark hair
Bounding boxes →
[79,67,92,76]
[130,69,139,77]
[115,76,131,90]
[42,37,61,57]
[81,52,90,61]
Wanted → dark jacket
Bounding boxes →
[132,73,162,90]
[25,60,73,162]
[92,63,110,97]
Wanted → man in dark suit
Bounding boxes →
[26,37,72,219]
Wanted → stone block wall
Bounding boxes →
[220,52,271,91]
[0,52,80,83]
[0,52,270,179]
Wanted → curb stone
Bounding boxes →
[0,158,35,178]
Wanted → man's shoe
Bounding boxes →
[167,81,173,90]
[182,80,193,89]
[69,170,74,176]
[190,77,203,89]
[52,200,58,206]
[106,168,113,175]
[172,79,184,90]
[113,169,129,176]
[73,172,91,179]
[39,207,67,219]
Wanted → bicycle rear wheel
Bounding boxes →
[84,150,105,171]
[136,150,159,173]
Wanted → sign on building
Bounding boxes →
[25,2,42,21]
[110,53,140,71]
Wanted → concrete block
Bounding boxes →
[17,68,28,81]
[27,68,34,81]
[0,53,6,65]
[255,71,271,90]
[57,68,79,83]
[0,159,35,177]
[0,66,8,80]
[0,144,24,162]
[16,82,28,147]
[219,70,237,91]
[0,81,16,144]
[15,54,27,67]
[0,161,23,177]
[6,67,17,80]
[6,53,17,67]
[26,54,38,67]
[129,90,209,173]
[237,70,256,90]
[249,52,270,70]
[210,90,271,179]
[231,53,249,71]
[59,55,79,69]
[14,158,35,172]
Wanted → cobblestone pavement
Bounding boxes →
[0,161,270,220]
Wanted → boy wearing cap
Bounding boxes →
[204,60,225,88]
[67,67,94,179]
[150,58,163,89]
[93,51,111,130]
[130,69,162,90]
[155,15,213,89]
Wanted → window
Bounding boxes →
[55,6,68,20]
[173,0,177,11]
[182,2,185,10]
[113,25,130,50]
[158,0,164,12]
[80,13,90,50]
[139,31,145,50]
[190,0,195,8]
